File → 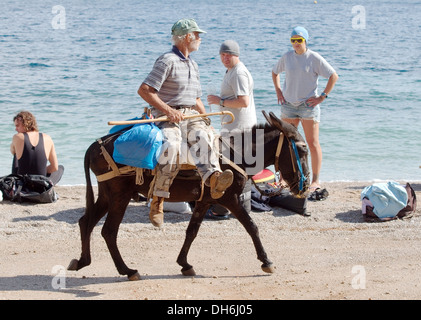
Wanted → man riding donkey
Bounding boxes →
[138,18,234,228]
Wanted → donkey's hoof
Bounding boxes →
[181,267,196,277]
[128,272,141,281]
[261,264,275,274]
[67,259,79,271]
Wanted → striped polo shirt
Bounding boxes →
[143,46,202,107]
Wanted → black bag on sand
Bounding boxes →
[252,183,308,216]
[268,188,308,216]
[0,174,57,204]
[364,183,416,222]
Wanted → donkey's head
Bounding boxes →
[263,111,310,197]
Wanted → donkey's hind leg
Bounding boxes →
[101,191,140,280]
[68,192,108,272]
[176,202,210,276]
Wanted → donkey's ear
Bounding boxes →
[268,112,298,139]
[262,110,274,126]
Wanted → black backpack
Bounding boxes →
[0,174,57,203]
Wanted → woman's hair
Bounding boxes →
[13,111,39,132]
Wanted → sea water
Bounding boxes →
[1,0,420,185]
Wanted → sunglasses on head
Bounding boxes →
[290,37,305,44]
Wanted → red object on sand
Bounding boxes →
[252,169,275,183]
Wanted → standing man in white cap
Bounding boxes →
[206,40,257,219]
[272,26,338,201]
[138,19,233,228]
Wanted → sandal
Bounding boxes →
[204,209,230,220]
[308,188,329,201]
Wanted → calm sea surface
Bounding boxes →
[1,0,420,185]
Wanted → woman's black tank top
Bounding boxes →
[17,132,47,176]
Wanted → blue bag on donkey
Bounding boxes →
[112,121,163,170]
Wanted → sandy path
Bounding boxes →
[1,182,420,301]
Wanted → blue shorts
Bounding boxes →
[281,101,320,123]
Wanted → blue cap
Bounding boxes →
[291,26,309,42]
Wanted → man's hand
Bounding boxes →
[207,94,221,106]
[166,108,184,123]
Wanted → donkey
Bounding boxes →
[68,111,310,280]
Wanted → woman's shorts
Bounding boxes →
[281,101,320,123]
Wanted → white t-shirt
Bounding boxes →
[219,61,257,131]
[272,49,336,105]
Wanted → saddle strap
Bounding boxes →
[220,154,248,178]
[96,138,139,183]
[218,136,248,179]
[96,165,137,182]
[98,138,120,175]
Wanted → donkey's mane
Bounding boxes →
[252,122,277,134]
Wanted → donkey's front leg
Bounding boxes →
[229,203,275,274]
[176,202,209,276]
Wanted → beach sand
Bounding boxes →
[1,181,420,300]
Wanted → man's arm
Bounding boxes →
[137,83,184,123]
[194,97,206,114]
[207,95,249,109]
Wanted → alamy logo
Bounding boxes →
[51,5,66,29]
[352,5,366,30]
[351,265,366,289]
[51,265,66,289]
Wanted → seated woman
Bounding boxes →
[10,111,63,185]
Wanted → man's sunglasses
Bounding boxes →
[290,37,305,44]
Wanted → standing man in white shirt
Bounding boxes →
[208,40,257,132]
[206,40,257,219]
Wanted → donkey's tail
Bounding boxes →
[84,144,95,214]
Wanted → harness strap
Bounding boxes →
[290,139,307,191]
[288,140,297,174]
[218,136,249,179]
[274,133,284,173]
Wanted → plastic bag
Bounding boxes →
[113,122,163,169]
